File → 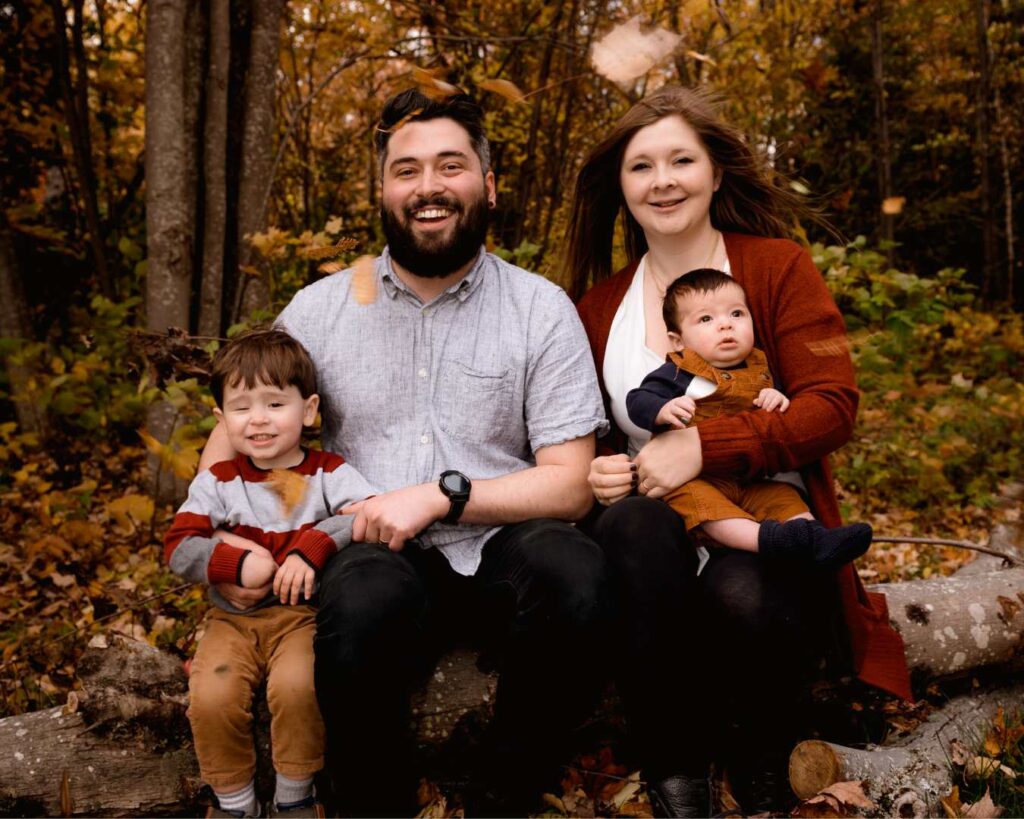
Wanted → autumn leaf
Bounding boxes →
[882,196,906,215]
[684,49,718,65]
[816,780,876,810]
[107,494,156,533]
[351,254,378,305]
[411,66,461,102]
[267,469,309,517]
[319,261,346,274]
[591,16,682,84]
[325,215,344,235]
[478,78,526,103]
[962,788,1003,818]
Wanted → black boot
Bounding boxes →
[647,773,711,818]
[730,751,793,816]
[758,518,872,570]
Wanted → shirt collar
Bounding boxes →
[379,246,487,304]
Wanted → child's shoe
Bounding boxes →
[268,795,325,818]
[205,803,260,819]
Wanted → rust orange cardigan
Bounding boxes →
[576,231,912,700]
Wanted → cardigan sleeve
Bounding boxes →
[697,245,860,482]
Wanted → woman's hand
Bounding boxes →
[634,427,703,499]
[588,453,637,506]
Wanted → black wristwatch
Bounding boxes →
[439,470,472,524]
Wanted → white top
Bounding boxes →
[604,255,730,457]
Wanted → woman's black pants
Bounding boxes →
[590,496,829,780]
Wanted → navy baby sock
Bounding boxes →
[758,518,872,570]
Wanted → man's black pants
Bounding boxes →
[313,518,609,816]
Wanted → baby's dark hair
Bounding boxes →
[374,88,491,176]
[662,268,746,334]
[210,328,317,407]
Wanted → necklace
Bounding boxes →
[647,231,724,298]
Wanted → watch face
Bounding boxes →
[442,472,471,495]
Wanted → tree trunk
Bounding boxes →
[235,0,286,320]
[975,0,997,300]
[870,0,895,263]
[0,225,47,437]
[788,683,1024,816]
[48,0,111,296]
[145,0,195,503]
[994,89,1015,307]
[198,0,230,339]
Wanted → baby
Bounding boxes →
[626,268,871,570]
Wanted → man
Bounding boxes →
[200,89,609,816]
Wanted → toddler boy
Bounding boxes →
[626,268,871,569]
[164,329,373,818]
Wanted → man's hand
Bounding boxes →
[634,426,703,499]
[240,551,277,588]
[754,388,790,413]
[342,483,449,552]
[274,553,315,605]
[655,396,697,429]
[588,453,636,507]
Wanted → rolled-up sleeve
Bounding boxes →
[525,288,609,452]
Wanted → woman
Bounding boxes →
[568,86,911,816]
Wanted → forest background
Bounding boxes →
[0,0,1022,767]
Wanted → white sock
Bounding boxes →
[275,772,314,807]
[216,780,258,817]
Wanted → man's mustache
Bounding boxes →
[403,195,462,217]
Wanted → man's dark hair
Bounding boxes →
[374,89,491,175]
[210,328,317,407]
[662,268,745,334]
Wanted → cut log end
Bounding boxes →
[789,739,842,799]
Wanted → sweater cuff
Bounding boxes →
[697,422,760,481]
[292,530,335,571]
[208,543,251,585]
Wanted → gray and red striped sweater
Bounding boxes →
[164,449,374,612]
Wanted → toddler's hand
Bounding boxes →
[754,388,790,413]
[655,396,696,429]
[274,553,316,606]
[240,551,277,588]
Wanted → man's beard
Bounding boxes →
[381,191,489,279]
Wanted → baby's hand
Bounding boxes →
[655,396,696,429]
[274,553,316,606]
[240,551,277,588]
[754,388,790,413]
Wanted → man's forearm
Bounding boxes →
[457,435,596,525]
[198,421,236,472]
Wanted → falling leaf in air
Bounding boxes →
[324,215,344,235]
[412,66,461,101]
[478,78,526,103]
[351,254,378,305]
[266,469,309,517]
[882,196,906,214]
[319,261,346,274]
[591,16,682,84]
[685,49,717,65]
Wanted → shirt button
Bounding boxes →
[722,372,732,380]
[420,434,430,444]
[418,368,428,378]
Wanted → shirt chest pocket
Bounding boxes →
[436,359,516,442]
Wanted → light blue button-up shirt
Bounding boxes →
[278,247,607,575]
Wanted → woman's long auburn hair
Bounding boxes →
[565,85,826,302]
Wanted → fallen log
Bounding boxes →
[865,566,1024,682]
[0,634,496,816]
[788,682,1024,817]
